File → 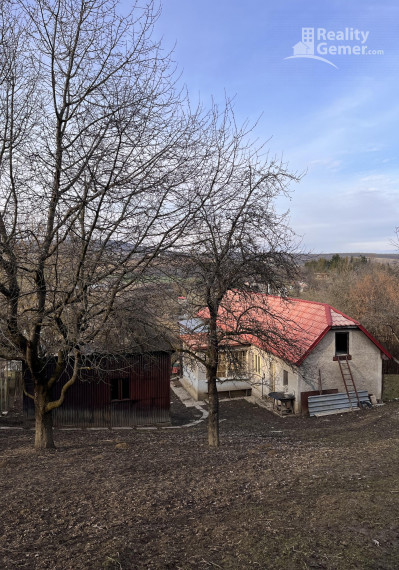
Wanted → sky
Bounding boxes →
[126,0,399,253]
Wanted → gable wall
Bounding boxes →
[299,329,383,401]
[250,328,383,413]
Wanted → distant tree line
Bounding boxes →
[300,258,399,359]
[303,254,369,274]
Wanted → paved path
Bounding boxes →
[164,383,209,429]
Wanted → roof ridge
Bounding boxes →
[324,304,332,326]
[267,295,358,322]
[266,295,328,307]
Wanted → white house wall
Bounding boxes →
[246,346,270,399]
[299,329,383,401]
[181,328,383,408]
[182,345,300,406]
[181,352,251,401]
[248,346,300,410]
[180,353,204,400]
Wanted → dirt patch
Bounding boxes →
[1,397,399,569]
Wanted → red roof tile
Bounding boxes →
[194,291,391,365]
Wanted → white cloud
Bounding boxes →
[289,169,399,252]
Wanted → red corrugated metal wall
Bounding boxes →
[24,352,171,427]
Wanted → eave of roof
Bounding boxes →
[294,325,330,366]
[358,324,392,359]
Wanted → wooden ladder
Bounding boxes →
[337,357,360,408]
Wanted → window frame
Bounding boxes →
[217,353,227,377]
[253,353,261,374]
[283,370,289,387]
[335,331,349,356]
[110,377,131,401]
[216,349,248,378]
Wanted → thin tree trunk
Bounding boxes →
[207,300,220,448]
[34,384,55,450]
[207,371,219,447]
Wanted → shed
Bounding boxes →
[24,351,171,427]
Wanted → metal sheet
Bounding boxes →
[23,353,171,427]
[308,390,369,417]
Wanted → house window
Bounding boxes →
[111,377,130,400]
[217,350,247,378]
[335,332,349,355]
[234,351,247,374]
[253,354,261,374]
[283,370,289,387]
[217,353,227,377]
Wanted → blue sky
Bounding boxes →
[128,1,399,253]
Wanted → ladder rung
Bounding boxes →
[338,359,360,404]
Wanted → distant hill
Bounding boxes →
[298,253,399,266]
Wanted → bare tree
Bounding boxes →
[0,0,204,449]
[301,260,399,359]
[173,101,301,447]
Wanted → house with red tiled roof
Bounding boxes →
[180,291,391,413]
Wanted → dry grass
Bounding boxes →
[0,398,399,569]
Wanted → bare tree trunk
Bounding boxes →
[0,0,205,450]
[34,384,55,450]
[207,371,220,448]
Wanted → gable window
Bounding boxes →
[111,377,130,401]
[335,332,349,355]
[283,370,289,386]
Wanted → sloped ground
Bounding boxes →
[0,396,399,569]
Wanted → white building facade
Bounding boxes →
[180,296,390,413]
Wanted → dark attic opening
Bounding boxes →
[335,332,349,355]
